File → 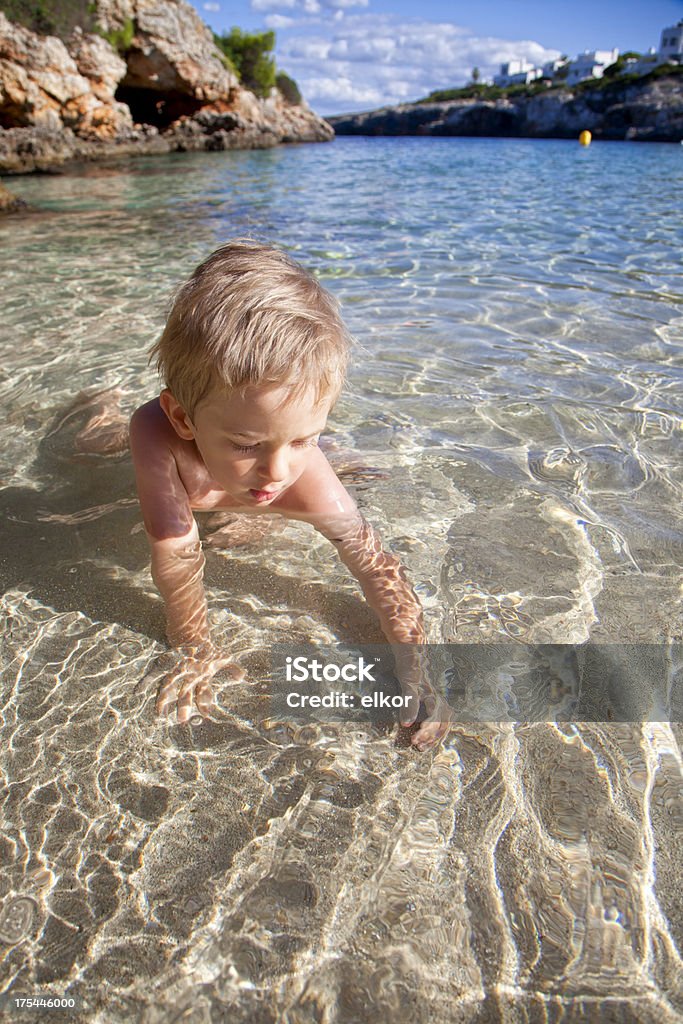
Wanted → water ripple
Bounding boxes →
[0,138,681,1020]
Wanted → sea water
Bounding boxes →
[0,137,681,1021]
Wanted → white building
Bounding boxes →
[493,59,543,88]
[488,22,683,94]
[542,58,568,79]
[566,49,619,85]
[625,48,659,77]
[659,21,683,62]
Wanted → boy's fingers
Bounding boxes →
[399,690,420,727]
[152,657,245,721]
[155,668,196,718]
[219,659,246,681]
[195,682,214,716]
[412,717,451,751]
[176,682,195,723]
[156,675,179,715]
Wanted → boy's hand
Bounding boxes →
[404,695,453,752]
[155,644,245,724]
[393,645,453,751]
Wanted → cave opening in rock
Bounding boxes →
[115,86,204,129]
[0,108,26,129]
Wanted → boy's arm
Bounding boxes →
[284,448,425,644]
[301,486,451,750]
[316,512,426,645]
[129,401,209,648]
[130,402,242,721]
[148,525,210,649]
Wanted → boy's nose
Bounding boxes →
[257,447,289,484]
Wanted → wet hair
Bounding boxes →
[151,240,351,418]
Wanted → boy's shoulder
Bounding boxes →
[130,395,216,507]
[130,397,169,437]
[129,398,198,539]
[129,397,189,464]
[275,446,360,537]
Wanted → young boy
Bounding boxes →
[130,241,449,750]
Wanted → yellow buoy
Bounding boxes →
[579,130,592,146]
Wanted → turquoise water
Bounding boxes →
[0,137,682,1021]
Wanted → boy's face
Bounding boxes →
[185,383,333,506]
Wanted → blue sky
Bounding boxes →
[189,0,683,115]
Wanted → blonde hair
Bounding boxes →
[151,240,351,417]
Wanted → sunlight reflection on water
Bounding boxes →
[0,137,681,1021]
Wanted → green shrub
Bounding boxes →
[215,49,238,77]
[574,63,683,95]
[275,71,302,105]
[0,0,96,37]
[602,51,641,77]
[214,28,276,97]
[417,80,551,104]
[98,16,135,54]
[644,61,683,81]
[416,60,683,107]
[418,84,498,102]
[0,1,136,50]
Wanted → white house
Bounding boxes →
[488,22,683,95]
[542,58,568,79]
[625,47,659,77]
[493,59,543,88]
[659,21,683,62]
[566,49,619,85]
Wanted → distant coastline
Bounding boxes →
[329,69,683,143]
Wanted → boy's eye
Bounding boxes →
[230,436,319,454]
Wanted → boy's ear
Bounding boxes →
[159,389,195,440]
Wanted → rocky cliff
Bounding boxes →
[0,0,332,174]
[329,74,683,143]
[0,179,25,208]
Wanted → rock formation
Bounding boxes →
[330,74,683,143]
[100,0,237,116]
[0,12,132,139]
[0,0,332,174]
[0,180,25,210]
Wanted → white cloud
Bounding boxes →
[328,36,397,62]
[273,14,561,115]
[203,2,220,10]
[302,76,383,104]
[264,14,297,29]
[284,36,332,60]
[252,0,297,9]
[252,0,365,10]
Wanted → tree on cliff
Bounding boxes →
[275,71,302,106]
[0,0,96,37]
[213,27,302,104]
[214,28,276,98]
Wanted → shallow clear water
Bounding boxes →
[0,137,682,1021]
